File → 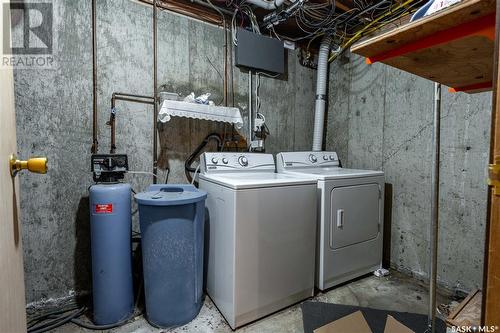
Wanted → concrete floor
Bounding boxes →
[52,271,456,333]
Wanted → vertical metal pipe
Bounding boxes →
[428,82,441,333]
[248,70,253,145]
[229,30,235,107]
[152,0,158,183]
[91,0,98,154]
[223,21,228,107]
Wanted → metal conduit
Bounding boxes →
[153,0,158,183]
[248,70,253,145]
[428,82,441,333]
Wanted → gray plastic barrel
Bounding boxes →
[135,184,207,328]
[89,183,134,325]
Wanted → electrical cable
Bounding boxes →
[205,55,225,105]
[27,300,138,332]
[26,252,144,332]
[70,315,134,330]
[255,71,280,121]
[28,307,86,333]
[259,0,423,55]
[328,0,421,62]
[27,304,80,327]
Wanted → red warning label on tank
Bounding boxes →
[95,204,113,214]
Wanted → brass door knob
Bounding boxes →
[9,154,48,177]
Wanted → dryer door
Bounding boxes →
[330,183,380,249]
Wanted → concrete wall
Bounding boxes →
[326,54,491,292]
[15,0,316,305]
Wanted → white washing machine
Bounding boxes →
[276,151,384,291]
[198,152,317,329]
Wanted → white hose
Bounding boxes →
[191,164,200,185]
[312,36,332,151]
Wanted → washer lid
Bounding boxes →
[135,184,207,206]
[281,167,383,180]
[199,172,317,189]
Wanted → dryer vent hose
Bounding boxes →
[312,36,332,152]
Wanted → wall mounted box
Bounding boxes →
[235,28,284,74]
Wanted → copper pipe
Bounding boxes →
[114,92,154,99]
[135,0,226,25]
[91,0,98,153]
[112,96,154,104]
[153,0,158,183]
[186,0,233,17]
[108,93,155,154]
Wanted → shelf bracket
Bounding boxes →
[448,81,494,93]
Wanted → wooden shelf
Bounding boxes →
[351,0,496,93]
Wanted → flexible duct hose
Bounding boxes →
[312,36,332,151]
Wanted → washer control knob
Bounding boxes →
[309,154,317,163]
[329,155,335,161]
[211,157,219,164]
[238,156,248,167]
[323,155,328,161]
[222,158,228,164]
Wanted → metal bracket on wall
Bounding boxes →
[488,156,500,195]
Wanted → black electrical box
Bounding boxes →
[91,154,128,182]
[235,28,284,74]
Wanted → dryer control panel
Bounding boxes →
[277,151,340,171]
[200,152,276,174]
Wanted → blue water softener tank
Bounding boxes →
[89,183,134,325]
[135,184,207,328]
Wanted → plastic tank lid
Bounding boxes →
[134,184,207,206]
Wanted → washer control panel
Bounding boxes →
[276,151,339,171]
[201,152,275,174]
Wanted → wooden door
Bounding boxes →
[484,0,500,326]
[0,1,27,332]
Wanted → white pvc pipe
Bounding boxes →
[312,36,332,151]
[246,0,285,10]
